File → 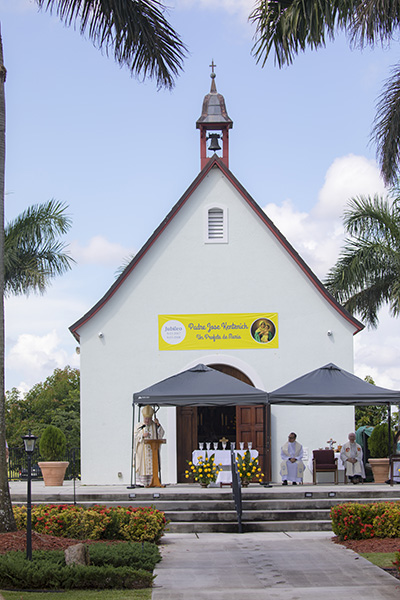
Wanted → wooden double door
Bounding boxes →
[176,364,271,482]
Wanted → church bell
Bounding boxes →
[208,133,221,152]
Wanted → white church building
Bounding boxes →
[70,70,364,486]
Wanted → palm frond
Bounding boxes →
[4,200,75,296]
[372,64,400,186]
[36,0,187,89]
[249,0,353,68]
[351,0,400,48]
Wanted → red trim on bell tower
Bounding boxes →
[196,61,233,170]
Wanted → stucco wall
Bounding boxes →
[76,166,357,485]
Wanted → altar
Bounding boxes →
[192,449,259,486]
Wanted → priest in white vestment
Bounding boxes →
[340,432,365,484]
[134,405,165,486]
[280,432,305,485]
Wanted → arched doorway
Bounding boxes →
[176,364,270,482]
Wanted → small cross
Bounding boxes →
[209,60,217,74]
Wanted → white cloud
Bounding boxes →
[70,236,134,267]
[313,154,386,221]
[7,330,79,394]
[263,155,387,279]
[263,154,400,391]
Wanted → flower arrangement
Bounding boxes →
[185,453,222,486]
[236,450,264,485]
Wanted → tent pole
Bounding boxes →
[262,403,272,487]
[127,399,135,489]
[388,402,392,456]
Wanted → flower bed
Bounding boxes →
[330,502,400,541]
[13,504,167,543]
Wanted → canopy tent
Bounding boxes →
[269,363,400,405]
[133,363,268,406]
[130,364,269,487]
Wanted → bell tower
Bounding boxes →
[196,61,233,170]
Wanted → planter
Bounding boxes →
[38,461,69,486]
[368,458,390,484]
[241,481,249,487]
[199,482,209,488]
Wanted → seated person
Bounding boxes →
[280,432,305,485]
[340,432,365,484]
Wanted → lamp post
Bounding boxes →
[22,430,37,561]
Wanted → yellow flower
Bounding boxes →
[246,472,251,477]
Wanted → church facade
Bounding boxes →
[70,71,363,485]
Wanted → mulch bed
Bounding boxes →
[0,530,117,553]
[0,531,399,555]
[333,536,400,554]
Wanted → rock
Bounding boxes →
[64,543,90,566]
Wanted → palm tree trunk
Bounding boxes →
[0,26,16,532]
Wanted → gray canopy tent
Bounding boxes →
[269,363,400,405]
[269,363,400,471]
[130,363,269,487]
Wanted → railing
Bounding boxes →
[230,448,242,533]
[7,447,81,482]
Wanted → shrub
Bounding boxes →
[0,548,154,590]
[13,503,168,544]
[394,552,400,577]
[330,501,400,540]
[372,503,400,537]
[89,540,161,571]
[368,423,395,458]
[39,425,66,461]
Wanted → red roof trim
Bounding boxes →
[69,156,363,341]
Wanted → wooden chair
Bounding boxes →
[312,449,338,484]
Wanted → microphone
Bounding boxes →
[138,424,146,430]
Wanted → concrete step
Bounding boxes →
[10,483,400,534]
[166,520,333,533]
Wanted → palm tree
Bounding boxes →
[249,0,400,185]
[324,191,400,327]
[0,0,186,532]
[5,199,74,297]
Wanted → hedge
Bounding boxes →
[0,544,157,590]
[330,501,400,540]
[13,504,168,543]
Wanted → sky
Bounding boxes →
[1,0,400,394]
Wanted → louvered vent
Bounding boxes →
[208,208,224,239]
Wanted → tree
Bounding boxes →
[324,191,400,327]
[249,0,400,185]
[5,367,80,450]
[4,199,74,296]
[0,0,186,532]
[355,376,389,428]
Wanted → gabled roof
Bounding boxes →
[69,155,364,341]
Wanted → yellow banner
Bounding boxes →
[158,313,278,350]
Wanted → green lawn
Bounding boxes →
[1,590,152,600]
[360,552,397,569]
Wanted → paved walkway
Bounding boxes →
[152,532,400,600]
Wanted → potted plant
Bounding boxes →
[367,423,395,483]
[185,453,222,487]
[38,425,69,486]
[236,450,264,486]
